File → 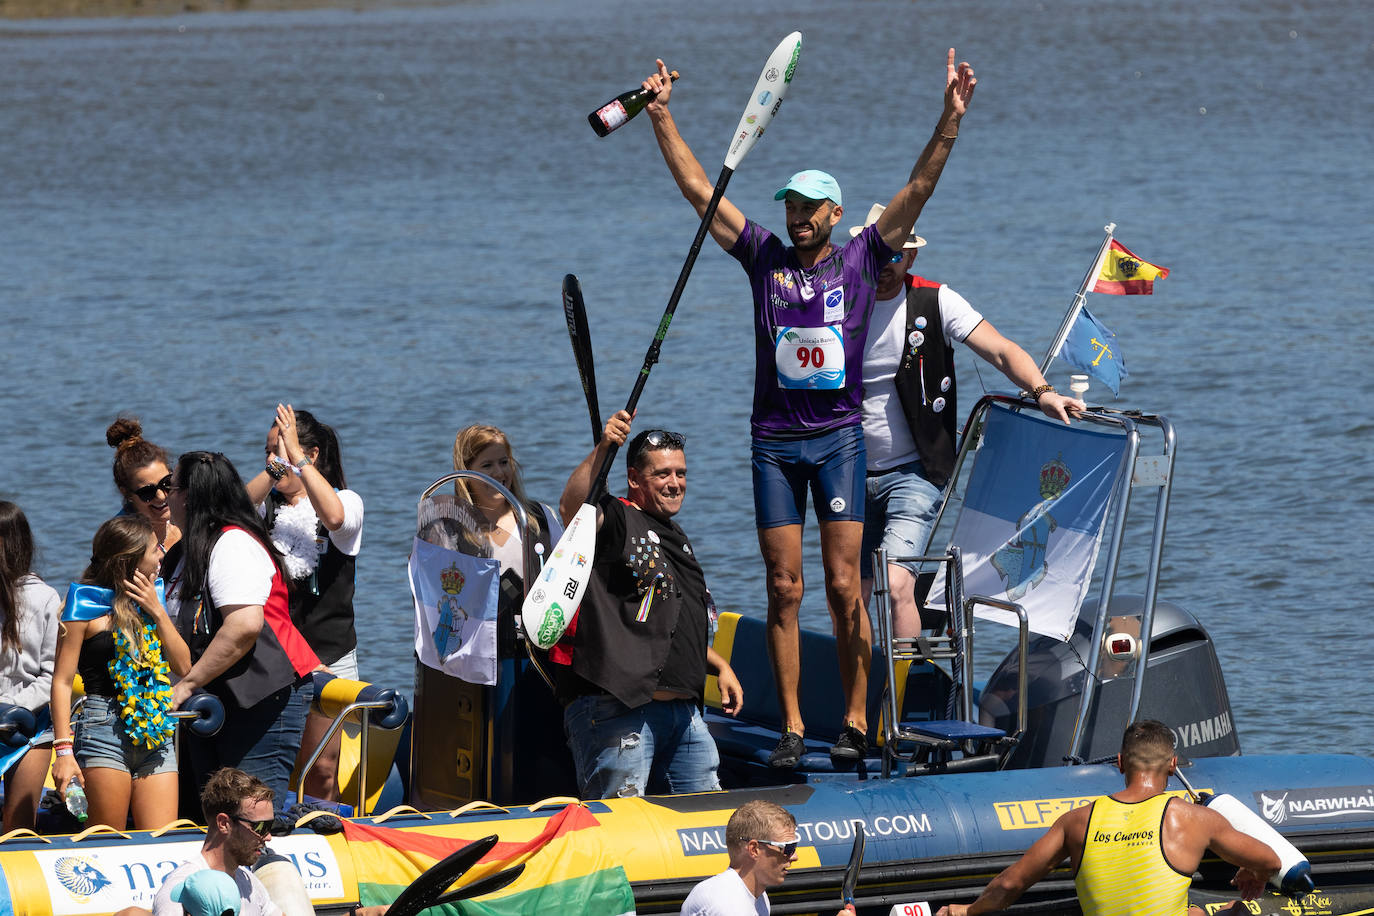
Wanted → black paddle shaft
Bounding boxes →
[563,274,603,446]
[589,166,734,501]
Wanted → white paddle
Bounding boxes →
[523,31,804,650]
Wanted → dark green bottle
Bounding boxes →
[587,71,679,137]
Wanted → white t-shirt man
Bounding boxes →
[681,867,770,916]
[861,283,984,471]
[151,854,281,916]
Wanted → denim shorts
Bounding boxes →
[751,425,866,528]
[563,694,720,799]
[73,693,177,778]
[860,459,945,578]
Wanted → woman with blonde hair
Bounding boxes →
[451,425,561,582]
[51,514,191,829]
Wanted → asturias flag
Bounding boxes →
[1058,305,1129,396]
[1093,239,1169,295]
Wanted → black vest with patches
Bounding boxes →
[891,276,959,488]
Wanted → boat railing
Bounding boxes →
[295,681,409,817]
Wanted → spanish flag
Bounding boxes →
[341,804,635,916]
[1093,240,1169,295]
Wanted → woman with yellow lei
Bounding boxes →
[50,515,191,829]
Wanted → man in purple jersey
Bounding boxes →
[642,49,975,766]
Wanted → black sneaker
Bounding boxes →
[769,730,806,769]
[830,724,868,761]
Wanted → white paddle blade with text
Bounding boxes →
[522,502,597,649]
[723,31,802,170]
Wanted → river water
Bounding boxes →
[2,0,1371,757]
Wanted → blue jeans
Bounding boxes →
[185,676,313,814]
[861,459,944,578]
[563,695,720,799]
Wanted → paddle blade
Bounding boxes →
[724,31,802,170]
[841,821,865,905]
[386,834,499,916]
[521,502,598,649]
[562,274,602,445]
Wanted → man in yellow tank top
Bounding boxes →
[936,720,1279,915]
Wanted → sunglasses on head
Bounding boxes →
[132,476,174,503]
[755,837,798,857]
[230,813,273,837]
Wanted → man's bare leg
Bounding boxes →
[861,563,923,640]
[759,523,806,737]
[820,519,870,732]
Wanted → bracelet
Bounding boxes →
[53,738,74,748]
[1030,384,1056,400]
[293,456,313,470]
[938,131,958,141]
[55,747,74,758]
[266,461,289,482]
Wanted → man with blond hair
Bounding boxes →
[682,801,799,915]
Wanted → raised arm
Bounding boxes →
[559,410,633,524]
[875,48,976,251]
[643,59,747,251]
[963,321,1085,423]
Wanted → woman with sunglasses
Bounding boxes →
[163,451,319,812]
[0,502,59,832]
[50,514,191,829]
[244,404,363,802]
[107,417,181,558]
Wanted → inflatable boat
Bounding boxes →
[4,396,1373,916]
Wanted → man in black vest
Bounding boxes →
[854,204,1084,637]
[553,410,744,799]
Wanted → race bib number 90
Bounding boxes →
[775,325,845,389]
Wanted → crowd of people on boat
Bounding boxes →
[0,45,1097,837]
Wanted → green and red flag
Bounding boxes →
[341,804,635,916]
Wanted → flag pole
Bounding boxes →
[1039,222,1117,376]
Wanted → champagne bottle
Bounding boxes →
[587,71,679,137]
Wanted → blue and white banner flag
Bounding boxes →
[409,537,501,686]
[929,406,1126,641]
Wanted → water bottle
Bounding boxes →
[587,71,679,137]
[65,783,89,823]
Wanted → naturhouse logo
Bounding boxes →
[55,856,114,899]
[784,42,801,82]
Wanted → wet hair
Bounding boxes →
[175,451,283,604]
[80,515,157,648]
[107,416,172,506]
[1120,719,1177,774]
[0,502,36,655]
[291,410,346,490]
[451,425,540,538]
[200,766,273,822]
[725,800,796,854]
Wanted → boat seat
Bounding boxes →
[892,719,1009,775]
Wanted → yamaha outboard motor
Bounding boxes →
[980,595,1239,768]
